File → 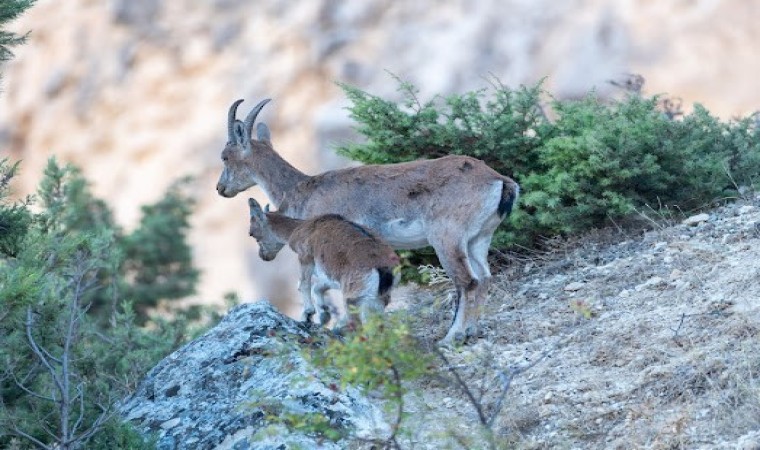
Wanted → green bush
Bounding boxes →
[305,314,432,447]
[30,159,199,321]
[339,79,760,257]
[0,160,32,257]
[121,177,199,317]
[0,0,35,65]
[0,159,206,449]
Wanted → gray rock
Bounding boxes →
[120,301,387,449]
[634,276,665,291]
[111,0,160,27]
[564,281,585,292]
[737,430,760,450]
[738,205,756,215]
[682,213,710,226]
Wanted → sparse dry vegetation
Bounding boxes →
[385,198,760,449]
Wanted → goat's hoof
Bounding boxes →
[465,325,484,340]
[301,309,316,323]
[333,321,358,337]
[439,331,466,348]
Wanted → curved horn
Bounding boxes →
[228,99,244,140]
[243,98,272,140]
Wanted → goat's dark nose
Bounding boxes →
[216,184,230,197]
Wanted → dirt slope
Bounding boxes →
[397,197,760,449]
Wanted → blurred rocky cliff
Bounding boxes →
[1,0,759,310]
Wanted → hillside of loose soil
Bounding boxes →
[392,196,760,449]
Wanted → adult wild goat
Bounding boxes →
[247,198,399,331]
[218,99,519,345]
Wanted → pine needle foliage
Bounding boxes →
[0,0,34,63]
[338,78,760,256]
[0,159,203,448]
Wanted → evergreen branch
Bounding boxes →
[10,424,53,450]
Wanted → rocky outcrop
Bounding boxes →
[119,302,387,449]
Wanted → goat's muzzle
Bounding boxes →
[259,250,276,262]
[216,184,232,198]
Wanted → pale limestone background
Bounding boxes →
[1,0,759,312]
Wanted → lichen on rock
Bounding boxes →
[119,301,387,449]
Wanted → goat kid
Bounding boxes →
[247,198,400,331]
[220,99,519,345]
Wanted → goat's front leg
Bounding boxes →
[298,260,317,324]
[310,280,332,326]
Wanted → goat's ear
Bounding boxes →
[233,120,247,147]
[257,123,271,143]
[248,198,262,215]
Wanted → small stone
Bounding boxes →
[564,282,585,292]
[619,289,631,298]
[739,205,756,215]
[663,255,674,264]
[721,234,731,244]
[538,293,549,300]
[673,280,691,291]
[682,213,710,226]
[635,276,665,291]
[737,431,760,450]
[669,269,683,280]
[544,392,553,402]
[161,418,181,430]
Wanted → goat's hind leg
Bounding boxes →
[335,271,384,334]
[310,280,333,326]
[464,232,494,340]
[358,270,385,325]
[431,236,479,346]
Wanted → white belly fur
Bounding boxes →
[380,218,428,249]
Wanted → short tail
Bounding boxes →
[498,180,520,218]
[377,267,395,296]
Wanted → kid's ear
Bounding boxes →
[248,198,263,215]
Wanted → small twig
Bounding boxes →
[25,308,64,395]
[722,162,747,200]
[11,424,54,450]
[11,372,56,402]
[606,214,624,234]
[387,364,404,449]
[433,348,489,426]
[386,70,422,113]
[670,313,688,348]
[486,350,550,428]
